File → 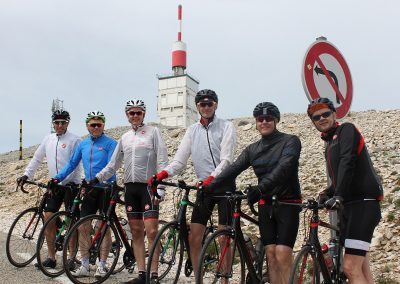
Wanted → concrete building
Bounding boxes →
[157,5,199,127]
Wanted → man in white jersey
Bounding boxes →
[17,110,82,269]
[92,99,168,284]
[152,89,237,281]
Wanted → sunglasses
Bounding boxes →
[53,121,68,125]
[198,102,214,108]
[311,111,332,121]
[256,115,275,123]
[88,123,104,128]
[128,111,143,116]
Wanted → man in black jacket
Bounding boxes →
[307,98,383,284]
[206,102,302,284]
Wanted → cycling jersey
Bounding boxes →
[210,130,302,200]
[323,123,383,202]
[24,131,81,185]
[96,124,168,183]
[163,116,237,180]
[55,134,117,182]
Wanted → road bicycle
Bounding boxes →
[6,180,72,268]
[287,198,346,284]
[196,190,269,284]
[146,180,217,284]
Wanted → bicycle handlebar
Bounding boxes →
[152,179,198,191]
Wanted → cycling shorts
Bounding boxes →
[80,186,110,218]
[258,202,301,248]
[191,182,235,226]
[124,182,159,220]
[44,184,78,213]
[341,200,381,256]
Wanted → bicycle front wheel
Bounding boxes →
[197,229,245,284]
[289,245,321,284]
[6,207,44,267]
[63,214,120,284]
[36,210,78,277]
[146,221,183,283]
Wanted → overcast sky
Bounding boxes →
[1,0,399,153]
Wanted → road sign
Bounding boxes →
[302,38,353,119]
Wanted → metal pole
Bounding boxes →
[19,120,23,160]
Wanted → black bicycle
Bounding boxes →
[146,180,217,284]
[196,190,269,284]
[6,180,72,268]
[287,198,346,284]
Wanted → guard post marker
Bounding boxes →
[19,120,23,160]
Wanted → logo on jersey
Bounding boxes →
[61,144,66,148]
[127,206,133,212]
[98,146,104,151]
[141,131,145,135]
[144,204,150,210]
[333,135,338,140]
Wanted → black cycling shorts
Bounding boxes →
[44,184,78,213]
[341,200,381,256]
[191,182,235,226]
[258,202,301,248]
[80,186,110,218]
[125,182,159,220]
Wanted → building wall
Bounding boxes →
[157,75,199,127]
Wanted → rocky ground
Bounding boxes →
[1,110,399,283]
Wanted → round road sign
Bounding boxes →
[302,38,353,119]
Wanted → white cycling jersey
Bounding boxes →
[24,131,82,185]
[164,116,237,180]
[96,124,169,184]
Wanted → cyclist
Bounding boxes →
[151,89,237,281]
[307,97,383,284]
[92,99,168,284]
[205,102,302,284]
[52,111,117,278]
[17,110,81,269]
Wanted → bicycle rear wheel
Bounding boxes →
[6,207,44,267]
[197,229,245,284]
[63,214,120,284]
[36,210,78,277]
[146,221,183,283]
[289,245,321,284]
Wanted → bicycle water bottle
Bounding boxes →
[321,243,334,271]
[243,234,256,260]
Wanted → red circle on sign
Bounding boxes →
[302,40,353,119]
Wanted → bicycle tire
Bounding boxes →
[6,207,44,267]
[36,210,78,277]
[196,229,245,284]
[289,245,321,284]
[254,238,269,283]
[62,214,120,284]
[146,221,184,283]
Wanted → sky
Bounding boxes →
[1,0,399,153]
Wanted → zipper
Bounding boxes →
[56,136,60,173]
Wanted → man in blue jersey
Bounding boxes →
[52,111,117,278]
[17,110,81,269]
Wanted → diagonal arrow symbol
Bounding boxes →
[314,65,340,104]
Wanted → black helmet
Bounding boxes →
[195,89,218,104]
[307,97,336,117]
[253,102,280,122]
[52,110,70,121]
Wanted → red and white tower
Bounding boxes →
[157,5,199,127]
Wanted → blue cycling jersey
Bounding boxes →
[56,134,117,183]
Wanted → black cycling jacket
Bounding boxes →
[323,123,383,202]
[209,130,302,200]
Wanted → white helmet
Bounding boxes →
[125,99,146,112]
[86,111,106,123]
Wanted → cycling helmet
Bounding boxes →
[85,111,106,123]
[307,97,336,117]
[125,99,146,112]
[52,110,70,121]
[195,89,218,104]
[253,102,280,122]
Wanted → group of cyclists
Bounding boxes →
[16,89,383,284]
